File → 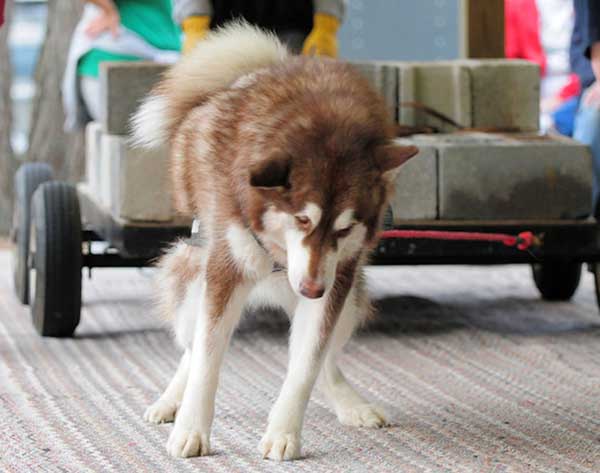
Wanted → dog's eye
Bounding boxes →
[295,216,311,228]
[335,225,354,238]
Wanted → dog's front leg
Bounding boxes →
[144,349,191,424]
[320,283,388,428]
[259,291,344,461]
[166,258,251,458]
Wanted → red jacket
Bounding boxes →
[505,0,547,76]
[0,0,5,27]
[505,0,581,100]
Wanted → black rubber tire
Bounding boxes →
[30,182,82,337]
[532,261,582,301]
[11,162,54,304]
[592,264,600,314]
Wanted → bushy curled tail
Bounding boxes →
[130,21,288,148]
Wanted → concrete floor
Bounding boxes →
[1,249,600,472]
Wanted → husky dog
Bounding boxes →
[132,22,418,461]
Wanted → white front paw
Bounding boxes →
[167,424,210,458]
[144,399,177,424]
[259,431,301,461]
[338,404,389,428]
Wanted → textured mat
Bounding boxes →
[1,250,599,472]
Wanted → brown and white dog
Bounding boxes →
[131,22,418,461]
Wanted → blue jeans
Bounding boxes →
[573,94,600,216]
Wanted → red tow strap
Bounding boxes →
[379,230,538,251]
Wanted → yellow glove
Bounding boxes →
[182,16,211,55]
[302,13,340,58]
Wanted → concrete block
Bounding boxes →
[350,61,398,119]
[85,121,103,195]
[465,59,540,131]
[397,62,472,132]
[100,61,168,135]
[99,133,118,211]
[395,60,539,132]
[390,140,438,221]
[436,133,592,220]
[100,133,173,222]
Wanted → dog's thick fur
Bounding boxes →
[132,22,418,461]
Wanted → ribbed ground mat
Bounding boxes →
[1,250,599,472]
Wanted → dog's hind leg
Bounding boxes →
[144,242,204,424]
[320,281,389,428]
[144,349,191,424]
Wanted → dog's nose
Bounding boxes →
[299,279,325,299]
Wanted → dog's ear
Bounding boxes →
[375,144,419,178]
[249,155,291,189]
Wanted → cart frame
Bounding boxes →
[10,162,600,337]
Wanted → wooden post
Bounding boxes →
[0,0,83,234]
[0,0,15,234]
[26,0,84,182]
[461,0,505,58]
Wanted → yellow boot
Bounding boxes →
[181,16,211,55]
[302,13,340,58]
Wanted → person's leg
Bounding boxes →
[277,30,306,54]
[79,75,102,122]
[573,99,600,216]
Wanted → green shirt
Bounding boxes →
[78,0,181,77]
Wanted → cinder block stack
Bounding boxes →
[392,133,592,222]
[85,62,173,222]
[352,59,540,131]
[351,59,591,222]
[83,59,591,226]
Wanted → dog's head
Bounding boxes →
[248,120,418,299]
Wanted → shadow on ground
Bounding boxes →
[75,293,600,340]
[236,295,600,338]
[368,295,600,337]
[75,327,166,340]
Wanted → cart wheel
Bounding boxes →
[532,261,581,301]
[11,162,54,304]
[591,264,600,313]
[30,182,82,337]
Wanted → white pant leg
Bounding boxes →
[79,76,102,122]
